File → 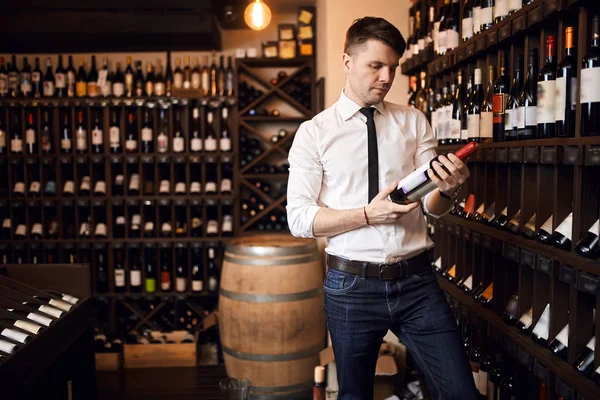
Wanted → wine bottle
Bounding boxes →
[480,65,494,143]
[210,51,218,96]
[143,244,155,293]
[479,0,494,32]
[505,54,523,141]
[550,212,573,250]
[175,244,187,293]
[492,207,508,229]
[10,113,23,154]
[20,57,32,97]
[479,353,493,398]
[30,58,41,98]
[225,56,234,97]
[0,58,6,98]
[141,108,153,153]
[556,27,577,138]
[206,203,219,237]
[574,335,595,376]
[95,246,109,293]
[451,72,465,145]
[205,161,218,196]
[548,323,569,361]
[205,111,217,152]
[462,0,474,42]
[182,56,191,89]
[537,36,557,139]
[75,111,87,154]
[114,246,126,293]
[160,245,172,291]
[575,219,599,258]
[92,109,103,154]
[160,200,172,237]
[536,215,553,244]
[191,202,203,237]
[145,62,154,96]
[505,209,521,234]
[43,57,55,97]
[592,365,600,385]
[187,244,204,294]
[143,200,155,236]
[389,142,478,204]
[87,56,99,97]
[99,57,111,97]
[157,107,169,153]
[154,59,165,96]
[75,57,87,97]
[220,107,232,152]
[201,55,210,96]
[313,365,326,400]
[517,49,538,140]
[190,107,202,152]
[478,282,493,305]
[217,55,226,96]
[124,56,135,97]
[488,354,505,400]
[467,68,483,143]
[109,108,121,153]
[175,201,187,236]
[8,55,20,98]
[134,61,144,97]
[207,247,219,292]
[522,213,536,239]
[531,303,551,346]
[0,107,6,154]
[516,306,534,334]
[581,15,600,137]
[125,111,138,153]
[503,293,519,325]
[0,323,31,345]
[0,315,43,335]
[112,62,125,98]
[173,108,185,153]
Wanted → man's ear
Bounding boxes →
[343,53,352,75]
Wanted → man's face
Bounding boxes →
[343,39,400,106]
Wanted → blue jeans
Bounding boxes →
[323,265,478,400]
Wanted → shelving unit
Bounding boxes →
[404,0,600,395]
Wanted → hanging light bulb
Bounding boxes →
[244,0,272,31]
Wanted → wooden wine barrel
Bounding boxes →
[219,234,326,400]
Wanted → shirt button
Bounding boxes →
[385,232,391,238]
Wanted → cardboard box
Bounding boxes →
[124,330,198,369]
[319,340,406,400]
[95,352,122,371]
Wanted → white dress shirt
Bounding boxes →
[286,90,450,264]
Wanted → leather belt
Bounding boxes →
[326,251,431,280]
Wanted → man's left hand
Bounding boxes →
[427,153,470,197]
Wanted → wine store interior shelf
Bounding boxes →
[438,278,600,399]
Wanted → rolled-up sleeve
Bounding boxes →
[413,111,452,219]
[286,121,323,238]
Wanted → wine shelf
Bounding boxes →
[438,277,600,399]
[0,95,237,107]
[441,214,600,278]
[437,136,600,151]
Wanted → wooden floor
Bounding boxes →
[96,366,228,400]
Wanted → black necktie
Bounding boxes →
[360,107,379,203]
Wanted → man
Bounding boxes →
[286,17,477,400]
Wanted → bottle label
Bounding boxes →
[161,272,171,290]
[519,311,533,328]
[0,129,5,147]
[79,222,90,236]
[2,328,28,344]
[55,73,66,89]
[525,106,537,127]
[8,73,18,90]
[555,213,573,240]
[14,182,25,194]
[222,216,233,233]
[160,180,170,193]
[509,0,522,11]
[16,224,27,237]
[157,133,168,152]
[220,137,231,151]
[480,6,493,25]
[87,82,99,97]
[493,93,506,122]
[580,68,600,104]
[192,217,202,229]
[192,280,203,292]
[43,81,55,97]
[145,277,156,292]
[145,82,154,96]
[176,277,186,292]
[131,214,141,227]
[553,76,567,122]
[461,128,468,141]
[27,312,52,327]
[473,7,481,34]
[92,129,103,145]
[173,137,185,152]
[95,223,107,236]
[76,129,87,150]
[141,127,153,142]
[174,73,183,89]
[220,179,232,193]
[555,324,569,346]
[21,73,32,93]
[418,39,425,51]
[39,304,63,319]
[2,218,10,229]
[205,182,217,194]
[467,114,480,139]
[207,220,218,234]
[41,131,51,151]
[61,138,72,151]
[15,319,41,335]
[115,174,124,186]
[446,30,459,51]
[130,270,141,286]
[433,21,440,53]
[94,181,106,194]
[113,82,125,97]
[32,222,43,235]
[205,138,217,151]
[129,174,140,191]
[586,336,595,351]
[11,138,23,153]
[175,182,186,193]
[537,81,556,124]
[115,270,126,287]
[437,31,447,54]
[588,219,600,235]
[109,127,120,148]
[25,129,36,147]
[76,82,87,97]
[480,112,493,138]
[532,304,551,340]
[451,119,461,140]
[0,339,16,355]
[161,222,172,233]
[191,182,201,193]
[495,0,509,18]
[0,73,8,95]
[63,180,74,194]
[154,82,165,96]
[125,74,134,92]
[209,277,218,292]
[462,18,473,41]
[125,139,137,151]
[144,221,154,232]
[191,137,202,151]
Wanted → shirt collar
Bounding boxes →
[338,89,387,121]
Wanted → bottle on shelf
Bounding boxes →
[467,68,483,143]
[160,244,172,292]
[183,56,191,89]
[93,202,107,238]
[575,219,599,258]
[201,55,210,96]
[479,0,493,32]
[462,0,474,42]
[75,57,87,97]
[191,244,204,292]
[145,62,154,97]
[556,27,577,138]
[95,245,109,293]
[531,303,551,346]
[217,55,226,96]
[517,49,538,140]
[503,292,519,325]
[134,61,144,97]
[505,54,523,141]
[114,246,126,293]
[210,51,218,97]
[159,200,172,237]
[537,35,557,139]
[521,213,536,239]
[220,107,232,152]
[87,56,99,97]
[505,209,521,234]
[205,110,217,152]
[225,56,234,97]
[157,107,169,153]
[92,109,104,154]
[492,206,508,229]
[550,212,573,251]
[143,200,155,237]
[516,306,534,334]
[125,110,138,153]
[548,322,569,361]
[42,57,55,98]
[141,108,153,153]
[573,335,596,376]
[75,110,87,154]
[173,108,185,153]
[207,246,219,292]
[206,202,219,237]
[581,15,600,137]
[535,215,553,244]
[190,106,202,152]
[20,57,32,98]
[10,112,23,155]
[143,244,156,294]
[154,59,165,96]
[175,243,187,293]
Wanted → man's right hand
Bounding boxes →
[365,181,420,224]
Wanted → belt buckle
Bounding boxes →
[378,263,394,280]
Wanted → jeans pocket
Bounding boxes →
[323,268,360,294]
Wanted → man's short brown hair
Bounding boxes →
[344,17,406,57]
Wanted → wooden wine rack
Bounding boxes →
[403,0,600,397]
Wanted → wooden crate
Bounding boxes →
[124,331,198,369]
[95,353,122,371]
